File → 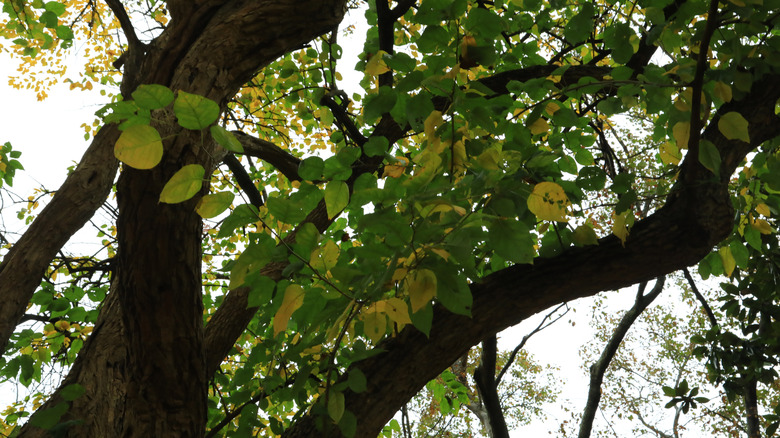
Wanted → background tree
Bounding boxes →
[1,0,780,437]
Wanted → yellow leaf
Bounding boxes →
[756,203,771,217]
[159,164,206,204]
[718,111,750,143]
[407,269,437,313]
[545,102,560,115]
[728,0,746,5]
[361,310,387,343]
[527,182,570,222]
[54,320,71,331]
[311,240,339,271]
[719,246,736,277]
[713,81,732,102]
[273,284,305,336]
[612,210,634,246]
[424,110,444,138]
[382,297,412,326]
[114,124,164,169]
[529,118,549,135]
[452,140,467,176]
[659,142,681,165]
[365,50,390,76]
[672,121,690,149]
[383,156,408,178]
[751,218,774,234]
[429,247,450,261]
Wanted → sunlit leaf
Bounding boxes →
[713,81,732,102]
[327,390,345,423]
[273,284,305,336]
[673,121,690,149]
[132,84,174,110]
[210,125,243,153]
[114,124,163,169]
[529,118,549,135]
[325,181,349,219]
[659,142,681,165]
[718,246,736,277]
[361,310,386,343]
[174,91,220,130]
[365,50,390,76]
[527,182,570,222]
[195,191,234,218]
[159,164,205,204]
[407,269,437,313]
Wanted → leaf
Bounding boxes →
[327,390,345,423]
[673,121,690,149]
[563,3,594,44]
[210,125,243,153]
[527,182,570,222]
[273,284,305,336]
[612,210,633,246]
[114,124,163,169]
[659,142,681,165]
[363,136,389,157]
[346,369,367,393]
[132,84,174,110]
[324,181,349,219]
[381,297,412,326]
[713,81,732,102]
[196,191,234,218]
[698,140,721,177]
[159,165,205,203]
[174,91,220,130]
[529,118,549,135]
[29,402,69,430]
[298,156,324,181]
[718,246,736,277]
[751,217,773,234]
[572,225,599,246]
[718,112,750,143]
[407,269,437,313]
[361,310,387,343]
[60,384,85,402]
[365,50,390,76]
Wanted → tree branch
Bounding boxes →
[222,154,265,208]
[578,277,666,438]
[232,131,303,182]
[682,267,718,328]
[473,335,509,438]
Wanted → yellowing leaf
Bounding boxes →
[195,191,234,218]
[527,182,570,222]
[756,203,771,217]
[159,164,206,204]
[365,50,391,76]
[476,148,500,170]
[424,110,444,138]
[612,210,634,246]
[114,124,163,169]
[718,111,750,143]
[713,81,732,102]
[383,156,409,178]
[429,247,451,261]
[361,309,387,343]
[572,225,599,246]
[174,91,220,130]
[672,121,690,149]
[273,284,305,336]
[659,142,681,165]
[324,180,349,219]
[529,118,549,135]
[719,246,736,277]
[545,102,560,115]
[407,269,437,313]
[210,125,243,153]
[54,320,71,331]
[382,297,412,326]
[751,218,774,234]
[311,240,339,271]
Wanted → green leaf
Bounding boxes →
[55,25,73,40]
[603,22,636,64]
[44,1,66,15]
[209,125,243,153]
[132,84,174,110]
[347,369,367,393]
[60,384,85,401]
[298,156,324,181]
[196,191,234,218]
[717,111,750,143]
[489,219,535,263]
[29,402,69,430]
[572,225,599,246]
[114,124,163,169]
[363,86,397,122]
[328,390,345,423]
[324,181,349,219]
[174,91,220,130]
[218,204,258,238]
[159,164,205,203]
[563,3,594,44]
[364,136,389,157]
[698,140,721,177]
[266,197,307,224]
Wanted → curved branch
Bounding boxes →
[222,154,265,207]
[578,277,666,438]
[232,131,302,182]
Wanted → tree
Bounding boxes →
[1,0,779,437]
